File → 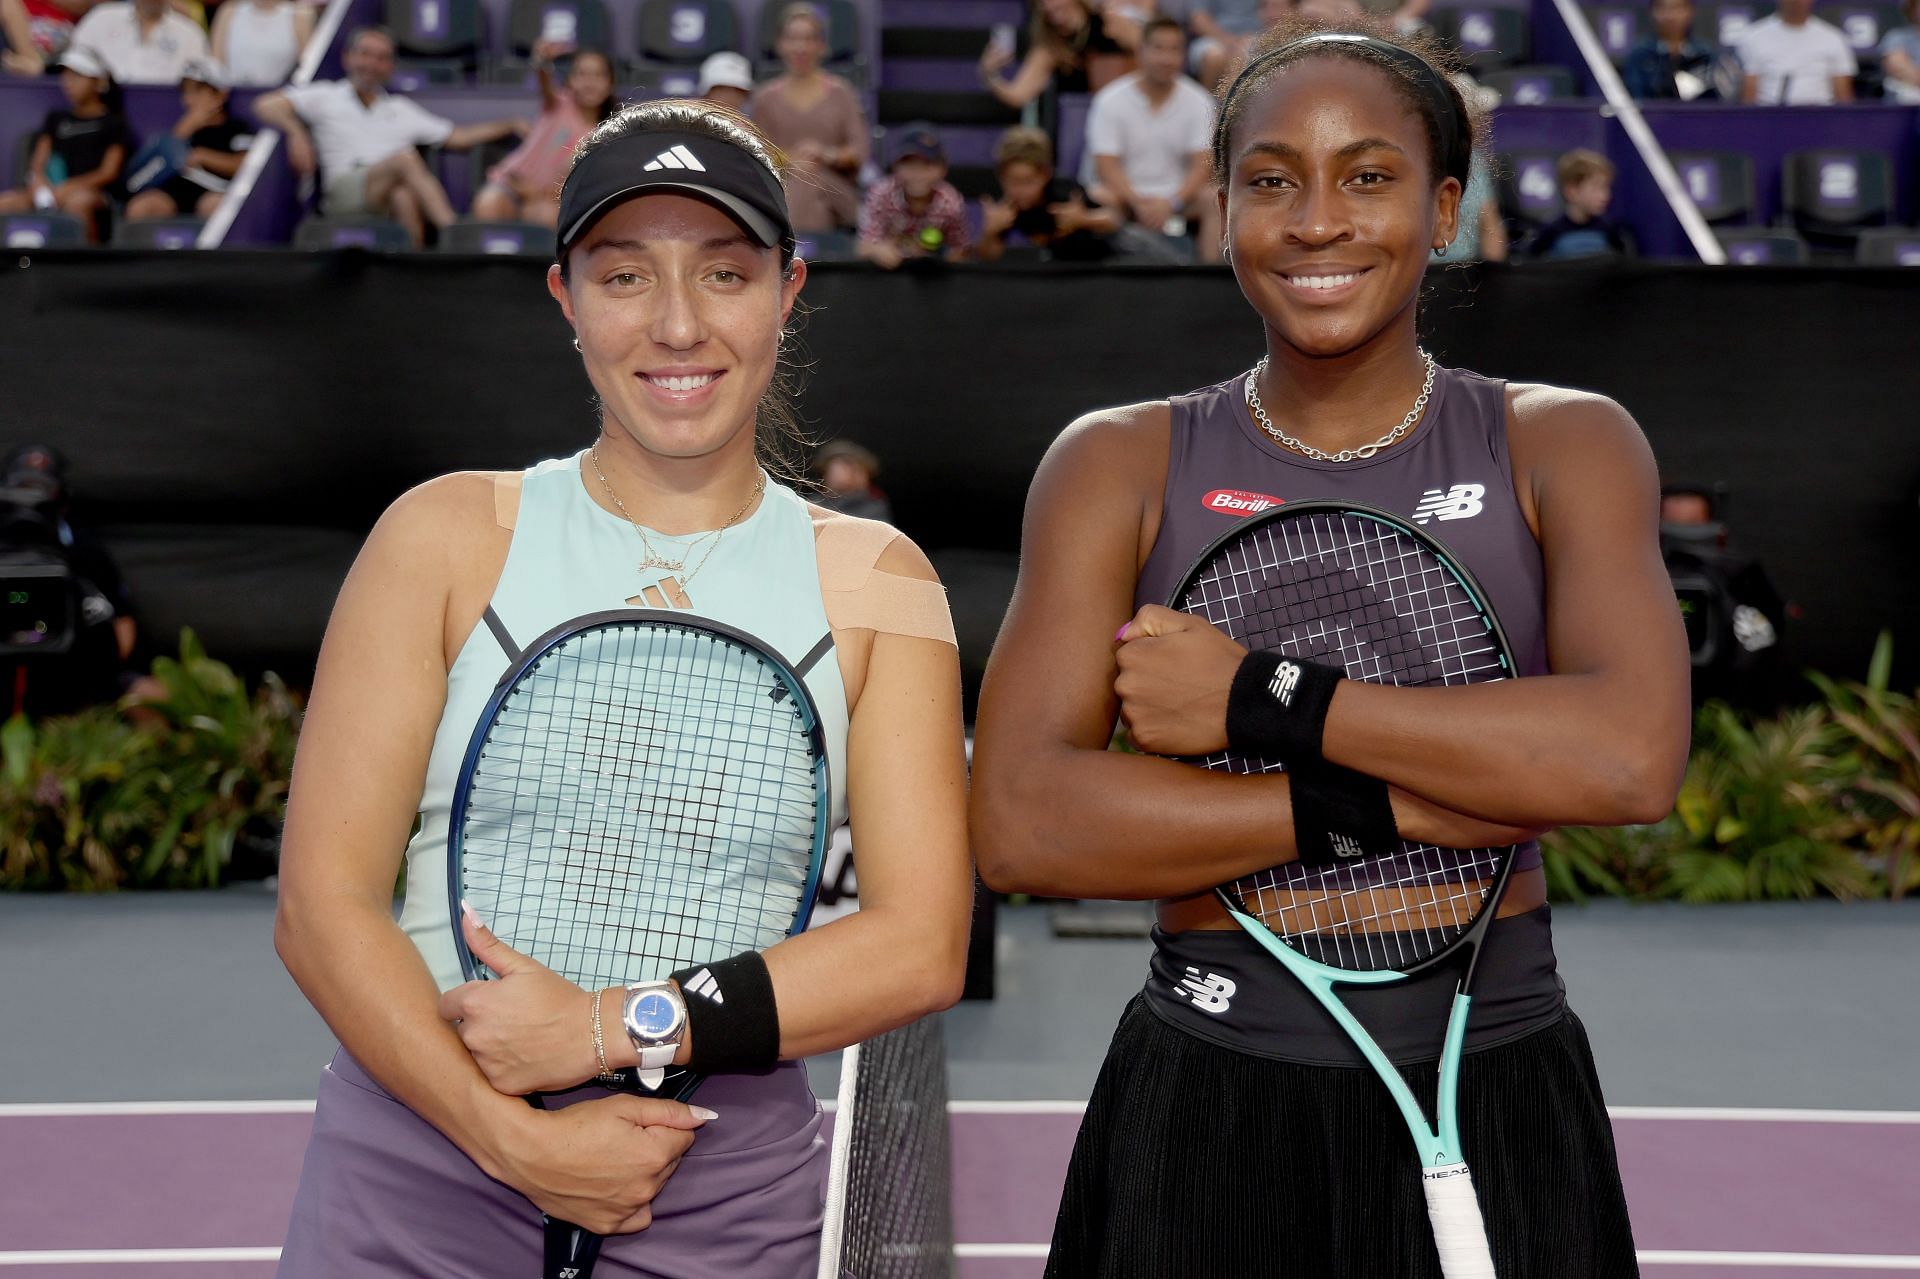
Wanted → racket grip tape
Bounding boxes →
[1421,1162,1497,1278]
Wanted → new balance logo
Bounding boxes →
[643,145,706,172]
[1179,967,1237,1015]
[1268,661,1301,707]
[1330,833,1365,859]
[682,968,724,1003]
[1412,483,1486,525]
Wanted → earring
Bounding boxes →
[1221,243,1233,265]
[1435,240,1451,257]
[572,337,581,351]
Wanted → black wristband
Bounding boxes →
[1289,760,1401,868]
[1226,650,1344,764]
[671,952,780,1076]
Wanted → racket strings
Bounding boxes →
[460,623,821,989]
[1179,512,1514,974]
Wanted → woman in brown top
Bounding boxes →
[751,2,868,232]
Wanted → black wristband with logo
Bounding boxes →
[1225,650,1345,765]
[670,951,780,1076]
[1289,760,1401,868]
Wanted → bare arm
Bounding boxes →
[969,408,1531,900]
[2,0,45,74]
[445,119,523,150]
[1740,72,1759,102]
[983,47,1057,108]
[292,3,314,56]
[1831,73,1855,101]
[1173,149,1211,210]
[189,143,247,178]
[1093,153,1139,216]
[64,142,124,190]
[209,1,231,64]
[24,134,51,185]
[1886,47,1920,86]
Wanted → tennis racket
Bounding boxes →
[1166,499,1519,1278]
[448,607,831,1279]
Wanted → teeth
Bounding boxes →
[648,373,717,391]
[1289,272,1361,290]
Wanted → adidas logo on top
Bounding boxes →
[644,145,707,173]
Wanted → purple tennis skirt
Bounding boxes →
[278,1048,826,1278]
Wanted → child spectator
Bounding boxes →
[856,122,972,269]
[0,46,127,240]
[67,0,208,84]
[753,3,868,232]
[1734,0,1856,103]
[1084,16,1220,262]
[978,0,1142,109]
[976,125,1123,263]
[696,50,753,112]
[471,42,616,226]
[124,59,252,222]
[814,441,892,522]
[1525,149,1634,259]
[0,0,97,76]
[210,0,314,88]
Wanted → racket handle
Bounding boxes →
[543,1214,605,1279]
[1422,1162,1496,1278]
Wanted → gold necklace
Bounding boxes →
[588,447,764,588]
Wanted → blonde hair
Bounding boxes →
[993,125,1054,173]
[1556,148,1614,190]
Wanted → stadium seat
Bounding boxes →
[752,0,863,78]
[504,0,612,62]
[293,215,415,250]
[0,211,86,248]
[1496,149,1565,227]
[1430,5,1532,70]
[1693,0,1759,47]
[1581,4,1649,62]
[1668,150,1756,224]
[633,0,740,73]
[384,0,483,78]
[1717,228,1810,264]
[441,219,551,254]
[112,217,205,249]
[1482,64,1579,103]
[1853,227,1920,265]
[1781,148,1893,244]
[1815,2,1901,59]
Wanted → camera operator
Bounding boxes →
[0,445,143,719]
[1660,484,1787,709]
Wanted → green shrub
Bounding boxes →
[0,631,301,891]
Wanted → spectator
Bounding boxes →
[856,122,972,269]
[253,27,525,248]
[0,47,126,241]
[1525,149,1634,259]
[67,0,208,85]
[0,0,97,76]
[1084,17,1221,262]
[1436,157,1508,262]
[1625,0,1731,97]
[1165,0,1265,89]
[1659,485,1786,708]
[1878,0,1920,102]
[752,3,868,232]
[814,441,893,521]
[124,58,251,221]
[978,0,1142,110]
[976,124,1123,262]
[209,0,313,88]
[471,41,616,226]
[696,49,753,112]
[1734,0,1855,103]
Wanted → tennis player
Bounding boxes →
[274,101,973,1274]
[971,19,1691,1276]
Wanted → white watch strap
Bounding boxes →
[637,1042,677,1070]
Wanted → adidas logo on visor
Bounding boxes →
[643,145,707,172]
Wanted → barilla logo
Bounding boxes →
[1202,489,1282,516]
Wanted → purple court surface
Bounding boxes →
[1,1102,1915,1277]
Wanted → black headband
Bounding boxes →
[1220,33,1461,180]
[555,127,795,263]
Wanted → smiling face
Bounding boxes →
[548,193,806,463]
[1219,56,1459,358]
[344,30,395,94]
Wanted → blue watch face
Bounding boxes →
[630,991,680,1038]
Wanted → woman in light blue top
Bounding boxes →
[274,100,973,1276]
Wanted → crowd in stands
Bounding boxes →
[0,0,1916,257]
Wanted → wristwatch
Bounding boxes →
[620,980,687,1074]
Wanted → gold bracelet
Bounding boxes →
[591,989,619,1083]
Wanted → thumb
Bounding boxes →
[609,1094,719,1130]
[1115,604,1193,643]
[460,900,528,976]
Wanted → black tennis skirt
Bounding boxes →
[1047,998,1639,1278]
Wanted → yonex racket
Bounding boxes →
[449,608,831,1279]
[1167,500,1518,1278]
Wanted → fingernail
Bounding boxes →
[692,1106,719,1121]
[1115,623,1130,643]
[461,899,482,928]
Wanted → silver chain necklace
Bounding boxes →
[1244,351,1437,463]
[588,446,764,588]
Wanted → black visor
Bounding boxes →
[555,128,795,262]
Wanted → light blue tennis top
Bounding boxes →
[397,450,852,992]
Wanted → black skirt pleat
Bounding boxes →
[1047,998,1639,1279]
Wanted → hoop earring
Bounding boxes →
[572,337,581,351]
[1435,241,1451,257]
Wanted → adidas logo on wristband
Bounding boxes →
[683,968,724,1003]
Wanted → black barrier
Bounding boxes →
[3,253,1915,691]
